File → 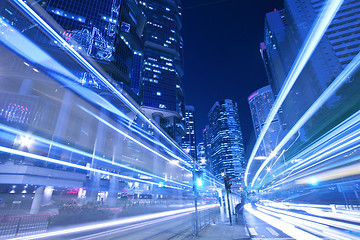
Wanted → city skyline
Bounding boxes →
[0,0,359,238]
[181,0,284,147]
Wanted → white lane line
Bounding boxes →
[266,227,280,236]
[248,227,258,236]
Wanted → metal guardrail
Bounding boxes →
[0,215,49,238]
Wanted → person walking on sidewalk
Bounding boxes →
[235,202,244,222]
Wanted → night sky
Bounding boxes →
[181,0,284,149]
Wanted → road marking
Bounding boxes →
[266,227,279,236]
[248,227,258,236]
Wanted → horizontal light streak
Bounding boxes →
[295,162,360,185]
[257,204,360,237]
[0,123,191,188]
[262,111,360,190]
[275,201,360,224]
[282,121,360,176]
[245,0,343,186]
[78,106,191,174]
[267,145,360,190]
[11,204,218,240]
[251,49,360,188]
[285,203,360,224]
[291,115,360,162]
[244,204,321,240]
[72,211,194,240]
[0,145,184,190]
[258,207,355,240]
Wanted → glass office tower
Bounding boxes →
[44,0,146,101]
[248,85,282,157]
[139,0,185,145]
[208,99,245,181]
[182,105,197,161]
[262,0,360,131]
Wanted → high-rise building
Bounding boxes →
[139,0,185,145]
[196,142,206,169]
[44,0,146,101]
[286,0,360,69]
[208,99,245,181]
[248,85,282,157]
[202,125,213,173]
[262,0,360,131]
[182,105,196,160]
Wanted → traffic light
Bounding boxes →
[194,170,203,187]
[224,175,232,191]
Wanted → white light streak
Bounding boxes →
[11,204,218,240]
[0,123,190,189]
[244,204,321,240]
[11,0,195,168]
[251,51,360,187]
[245,0,343,186]
[0,145,183,190]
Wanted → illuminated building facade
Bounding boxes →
[139,0,185,145]
[248,85,282,157]
[208,99,245,180]
[182,105,197,161]
[44,0,146,100]
[202,125,213,172]
[262,0,360,131]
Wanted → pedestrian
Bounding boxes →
[235,202,244,222]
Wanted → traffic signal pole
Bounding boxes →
[223,172,232,225]
[226,189,232,225]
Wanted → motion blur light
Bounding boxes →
[245,0,343,187]
[17,135,34,147]
[196,178,203,187]
[194,170,204,187]
[309,177,318,185]
[170,160,179,165]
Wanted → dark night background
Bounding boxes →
[181,0,284,149]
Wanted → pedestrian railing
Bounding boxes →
[0,215,49,238]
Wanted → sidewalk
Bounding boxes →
[180,217,250,240]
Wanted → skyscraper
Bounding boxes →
[44,0,146,101]
[139,0,185,145]
[208,99,245,181]
[196,142,206,168]
[286,0,360,69]
[262,0,360,131]
[182,105,197,161]
[248,85,282,157]
[202,125,213,173]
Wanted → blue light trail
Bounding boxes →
[250,51,360,188]
[245,0,344,186]
[0,122,192,189]
[11,0,196,168]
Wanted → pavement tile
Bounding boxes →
[179,218,251,240]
